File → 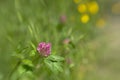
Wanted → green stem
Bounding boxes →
[7,61,21,80]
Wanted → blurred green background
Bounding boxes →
[0,0,120,80]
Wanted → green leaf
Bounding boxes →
[22,64,33,71]
[30,42,36,50]
[22,59,34,71]
[44,55,64,73]
[22,59,34,67]
[18,65,26,74]
[29,50,36,57]
[53,62,63,72]
[12,53,24,59]
[44,60,53,71]
[46,55,64,62]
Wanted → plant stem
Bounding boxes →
[7,61,21,80]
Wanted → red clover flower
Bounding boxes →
[37,42,51,57]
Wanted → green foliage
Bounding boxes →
[22,59,34,68]
[44,55,64,73]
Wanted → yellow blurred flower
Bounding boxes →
[88,1,99,14]
[96,18,105,28]
[73,0,81,4]
[81,14,90,23]
[78,3,87,13]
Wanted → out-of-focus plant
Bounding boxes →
[7,17,65,80]
[73,0,101,25]
[81,14,90,23]
[87,1,99,15]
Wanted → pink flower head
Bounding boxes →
[37,42,51,57]
[60,15,66,24]
[63,38,70,44]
